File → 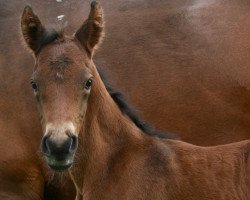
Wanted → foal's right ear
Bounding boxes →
[21,6,45,52]
[75,1,104,57]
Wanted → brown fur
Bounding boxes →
[0,0,250,199]
[21,2,250,199]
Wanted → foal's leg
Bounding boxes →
[75,192,83,200]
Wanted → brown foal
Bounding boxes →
[21,2,250,199]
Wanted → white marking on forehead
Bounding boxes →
[56,0,63,3]
[56,72,64,79]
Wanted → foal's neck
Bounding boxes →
[71,62,145,193]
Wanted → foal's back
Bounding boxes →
[163,140,250,199]
[90,139,250,200]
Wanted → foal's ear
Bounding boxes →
[75,1,104,57]
[21,6,45,52]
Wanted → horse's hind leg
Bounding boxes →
[0,193,42,200]
[0,176,45,200]
[0,165,44,200]
[0,180,44,200]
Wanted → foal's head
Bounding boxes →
[21,2,104,171]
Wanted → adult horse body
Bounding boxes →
[0,0,250,199]
[20,2,250,200]
[97,0,250,145]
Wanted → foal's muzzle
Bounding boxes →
[41,134,78,171]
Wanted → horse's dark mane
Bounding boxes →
[35,29,62,54]
[38,30,177,139]
[97,66,177,139]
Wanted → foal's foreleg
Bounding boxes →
[75,192,83,200]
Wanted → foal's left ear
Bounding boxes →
[21,6,45,52]
[75,1,104,57]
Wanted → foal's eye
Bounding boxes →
[30,81,38,92]
[84,78,93,90]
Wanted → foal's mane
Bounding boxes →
[97,66,177,139]
[37,30,177,139]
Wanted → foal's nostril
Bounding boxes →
[41,134,77,157]
[69,135,78,153]
[41,135,50,155]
